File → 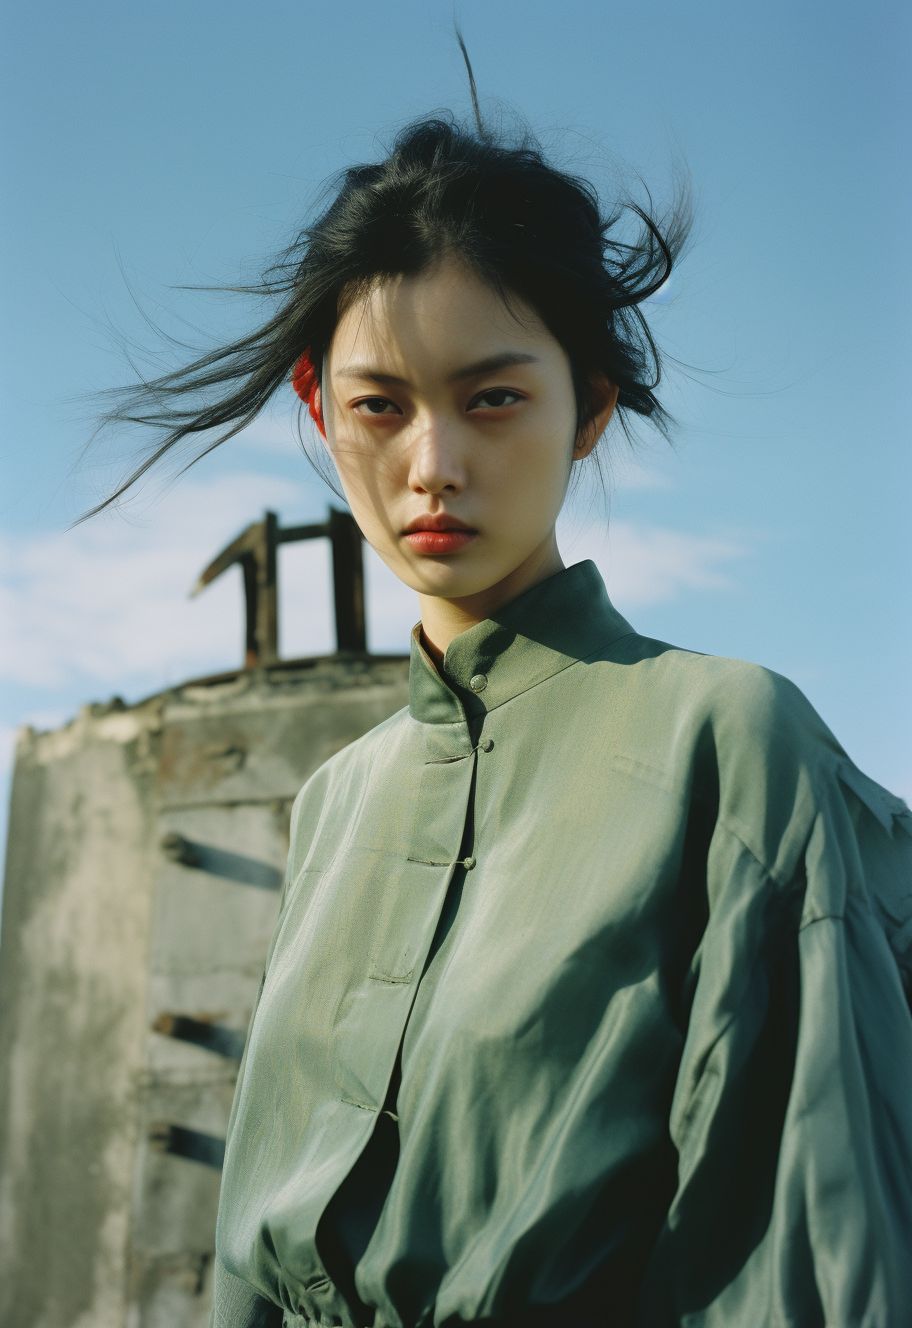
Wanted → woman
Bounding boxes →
[82,47,912,1328]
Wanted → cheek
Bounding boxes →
[328,431,381,483]
[506,433,571,502]
[329,440,399,526]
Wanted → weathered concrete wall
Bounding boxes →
[0,656,410,1328]
[0,698,163,1328]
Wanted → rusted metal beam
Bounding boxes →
[189,506,367,668]
[328,506,366,653]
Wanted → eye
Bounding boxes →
[470,388,523,410]
[352,397,401,416]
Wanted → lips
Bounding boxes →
[402,514,477,534]
[404,527,478,555]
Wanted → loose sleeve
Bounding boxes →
[209,1257,283,1328]
[638,760,912,1327]
[209,875,292,1328]
[209,782,313,1328]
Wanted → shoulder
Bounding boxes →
[611,635,911,939]
[607,630,847,771]
[603,633,862,880]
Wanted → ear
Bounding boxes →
[312,383,327,440]
[574,374,619,459]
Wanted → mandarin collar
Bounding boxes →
[408,560,637,725]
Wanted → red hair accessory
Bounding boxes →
[291,348,326,437]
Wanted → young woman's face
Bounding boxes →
[319,255,615,607]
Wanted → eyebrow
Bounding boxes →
[335,351,541,385]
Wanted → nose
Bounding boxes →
[407,415,467,496]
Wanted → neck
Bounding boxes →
[417,540,565,672]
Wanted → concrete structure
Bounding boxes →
[0,509,410,1328]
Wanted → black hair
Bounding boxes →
[70,29,694,529]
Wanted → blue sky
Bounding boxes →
[1,0,909,884]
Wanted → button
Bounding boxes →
[463,856,476,870]
[469,673,488,692]
[480,738,494,751]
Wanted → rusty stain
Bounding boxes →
[158,726,250,790]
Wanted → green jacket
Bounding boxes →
[211,559,912,1328]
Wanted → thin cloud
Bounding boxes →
[604,456,675,491]
[566,518,750,606]
[231,406,313,456]
[643,277,674,305]
[0,472,310,691]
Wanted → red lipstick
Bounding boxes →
[402,512,478,555]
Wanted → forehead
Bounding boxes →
[329,257,553,368]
